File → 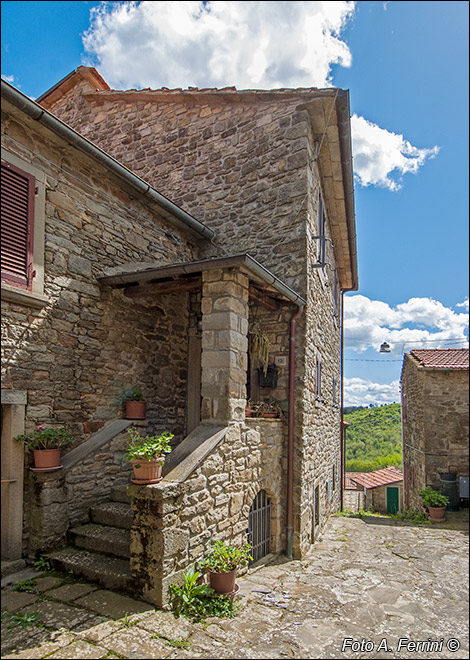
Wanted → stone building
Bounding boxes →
[401,349,469,509]
[1,66,358,606]
[345,467,403,514]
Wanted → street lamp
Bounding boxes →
[379,341,391,353]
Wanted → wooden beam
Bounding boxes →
[124,276,202,298]
[249,286,281,311]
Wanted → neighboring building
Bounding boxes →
[1,67,358,606]
[401,349,469,510]
[343,472,365,512]
[346,467,403,514]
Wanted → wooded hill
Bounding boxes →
[344,403,402,473]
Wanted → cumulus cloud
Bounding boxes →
[344,295,469,354]
[344,377,400,407]
[351,114,439,191]
[83,0,355,90]
[1,74,16,83]
[82,1,438,190]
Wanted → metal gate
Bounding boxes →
[247,490,271,563]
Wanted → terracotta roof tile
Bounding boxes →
[344,472,363,489]
[346,467,403,489]
[410,348,469,370]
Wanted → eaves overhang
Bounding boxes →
[298,88,358,292]
[98,253,306,307]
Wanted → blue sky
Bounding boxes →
[2,1,468,406]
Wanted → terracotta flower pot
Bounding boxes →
[32,449,61,469]
[125,400,147,419]
[209,569,237,594]
[427,506,446,522]
[130,458,162,482]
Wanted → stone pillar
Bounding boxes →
[128,482,187,609]
[200,268,249,424]
[28,470,69,557]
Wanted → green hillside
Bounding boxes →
[344,403,402,473]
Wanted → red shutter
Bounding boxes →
[1,161,35,289]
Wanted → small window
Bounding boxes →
[318,192,326,265]
[315,354,322,399]
[1,161,35,289]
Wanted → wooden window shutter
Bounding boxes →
[1,160,35,289]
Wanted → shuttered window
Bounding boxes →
[1,160,35,289]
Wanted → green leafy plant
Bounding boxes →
[120,613,137,628]
[199,541,253,574]
[14,425,72,450]
[389,508,429,524]
[34,556,51,572]
[419,486,449,508]
[12,579,38,593]
[2,611,41,629]
[124,386,144,402]
[169,567,216,621]
[169,567,239,623]
[123,427,173,464]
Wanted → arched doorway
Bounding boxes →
[248,490,271,563]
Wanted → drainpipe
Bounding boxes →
[340,291,344,511]
[286,304,304,560]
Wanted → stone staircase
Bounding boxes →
[47,485,134,593]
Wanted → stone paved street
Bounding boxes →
[1,514,468,659]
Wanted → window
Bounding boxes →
[1,160,35,289]
[1,151,46,307]
[318,192,326,265]
[315,354,322,399]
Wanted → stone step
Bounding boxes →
[47,547,133,593]
[90,501,133,530]
[111,485,131,504]
[69,523,131,559]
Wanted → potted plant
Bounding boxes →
[258,400,282,418]
[245,400,260,417]
[123,386,147,419]
[14,425,73,470]
[199,540,252,594]
[419,486,449,522]
[124,427,173,483]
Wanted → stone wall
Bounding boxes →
[129,418,286,607]
[365,483,403,514]
[402,357,469,509]
[43,82,343,556]
[1,101,201,551]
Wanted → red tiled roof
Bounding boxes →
[347,467,403,489]
[344,472,363,489]
[410,348,469,370]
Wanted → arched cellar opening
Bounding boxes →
[248,489,271,563]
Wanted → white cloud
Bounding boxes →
[1,74,15,83]
[83,1,355,89]
[344,295,469,354]
[344,377,400,407]
[351,114,439,191]
[457,298,469,312]
[82,1,438,191]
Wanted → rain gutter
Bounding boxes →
[1,79,215,241]
[98,254,306,307]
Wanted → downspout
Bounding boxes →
[340,291,344,510]
[286,304,304,561]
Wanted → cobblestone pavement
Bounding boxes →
[1,514,468,659]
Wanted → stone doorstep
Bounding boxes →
[89,501,133,530]
[69,523,131,559]
[47,548,133,593]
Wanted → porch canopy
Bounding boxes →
[97,253,306,309]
